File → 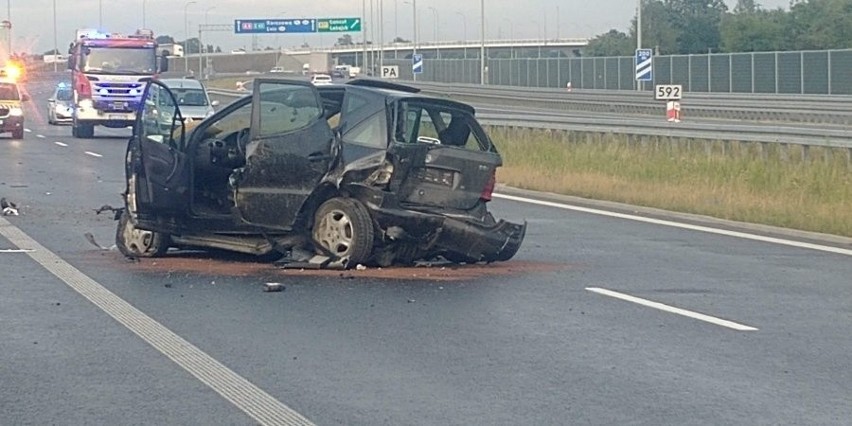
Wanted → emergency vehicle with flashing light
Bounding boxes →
[0,78,28,139]
[67,28,169,138]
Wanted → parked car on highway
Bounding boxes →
[117,78,525,267]
[309,73,333,86]
[0,78,28,139]
[47,82,74,125]
[160,78,219,121]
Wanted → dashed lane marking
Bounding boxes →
[54,141,68,147]
[586,287,759,331]
[24,128,31,133]
[494,193,852,257]
[84,151,103,158]
[36,134,45,139]
[0,217,315,426]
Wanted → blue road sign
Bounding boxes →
[635,49,653,82]
[412,54,423,74]
[235,19,317,34]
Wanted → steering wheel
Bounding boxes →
[235,128,250,157]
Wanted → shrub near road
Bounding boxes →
[490,128,852,238]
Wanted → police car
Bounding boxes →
[0,78,28,139]
[48,83,74,125]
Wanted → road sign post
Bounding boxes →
[381,65,399,79]
[635,48,653,90]
[655,84,683,122]
[412,53,423,80]
[234,17,361,34]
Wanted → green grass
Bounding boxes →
[488,127,852,237]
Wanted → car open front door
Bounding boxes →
[126,80,189,231]
[233,79,335,229]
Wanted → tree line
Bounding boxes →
[585,0,852,56]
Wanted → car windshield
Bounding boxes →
[82,46,156,74]
[0,83,20,100]
[170,88,208,106]
[55,88,72,101]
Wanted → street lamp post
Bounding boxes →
[480,0,485,85]
[456,11,467,81]
[7,0,11,55]
[184,1,196,74]
[200,6,215,79]
[99,0,103,28]
[53,0,57,72]
[403,0,417,81]
[142,0,146,28]
[428,6,439,59]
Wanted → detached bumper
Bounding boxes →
[437,216,527,262]
[352,185,526,262]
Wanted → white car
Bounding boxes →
[310,74,333,86]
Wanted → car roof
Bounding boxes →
[159,78,205,89]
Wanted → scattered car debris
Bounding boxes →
[263,282,285,292]
[1,197,19,216]
[355,264,367,271]
[94,204,125,220]
[84,232,116,251]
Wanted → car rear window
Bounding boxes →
[394,101,493,152]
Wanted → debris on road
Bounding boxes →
[94,204,125,220]
[263,282,285,292]
[84,232,117,251]
[355,264,367,271]
[1,197,19,216]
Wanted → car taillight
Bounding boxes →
[74,71,92,99]
[481,170,496,202]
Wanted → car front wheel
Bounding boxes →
[115,210,169,257]
[312,198,374,267]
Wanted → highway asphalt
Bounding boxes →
[1,76,851,425]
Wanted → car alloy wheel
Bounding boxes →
[312,198,374,266]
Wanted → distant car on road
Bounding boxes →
[269,66,285,73]
[310,74,333,86]
[48,83,74,125]
[0,79,28,139]
[141,79,219,134]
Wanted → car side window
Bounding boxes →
[342,111,387,149]
[257,83,322,137]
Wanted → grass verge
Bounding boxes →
[488,127,852,237]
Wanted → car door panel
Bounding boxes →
[130,80,189,226]
[233,79,335,229]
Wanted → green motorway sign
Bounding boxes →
[317,18,361,32]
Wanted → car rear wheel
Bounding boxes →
[115,210,169,258]
[312,198,374,266]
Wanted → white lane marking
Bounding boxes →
[54,141,68,147]
[84,151,103,158]
[0,248,36,253]
[0,217,314,426]
[24,128,31,133]
[586,287,759,331]
[36,134,45,139]
[494,193,852,257]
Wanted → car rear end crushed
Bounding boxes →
[329,83,526,265]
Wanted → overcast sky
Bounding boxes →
[12,0,790,54]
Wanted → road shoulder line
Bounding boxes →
[0,217,314,426]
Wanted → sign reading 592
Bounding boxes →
[655,84,683,101]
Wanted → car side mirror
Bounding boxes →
[211,100,220,106]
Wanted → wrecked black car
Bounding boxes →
[117,78,526,267]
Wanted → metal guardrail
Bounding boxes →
[207,85,852,149]
[409,81,852,126]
